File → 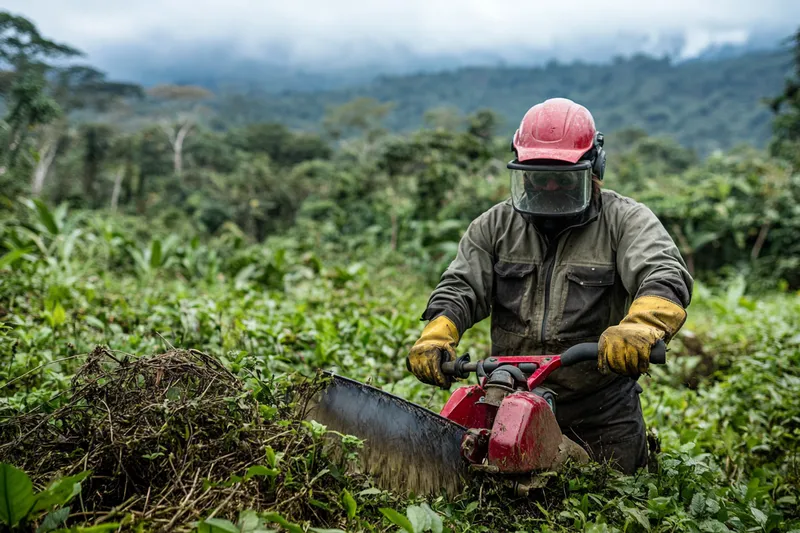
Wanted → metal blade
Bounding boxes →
[305,372,470,498]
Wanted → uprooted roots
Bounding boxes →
[0,347,368,531]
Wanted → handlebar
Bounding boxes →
[441,339,667,376]
[560,339,666,366]
[440,359,476,376]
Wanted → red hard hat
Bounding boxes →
[512,98,596,164]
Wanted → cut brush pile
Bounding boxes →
[0,347,377,531]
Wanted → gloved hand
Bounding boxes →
[599,295,687,376]
[406,315,460,389]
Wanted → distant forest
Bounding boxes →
[204,50,791,155]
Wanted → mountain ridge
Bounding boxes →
[203,48,791,155]
[96,28,789,94]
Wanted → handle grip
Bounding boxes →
[560,339,667,367]
[441,353,476,378]
[649,339,667,365]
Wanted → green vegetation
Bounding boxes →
[2,12,800,533]
[1,201,799,532]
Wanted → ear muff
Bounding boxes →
[592,132,606,180]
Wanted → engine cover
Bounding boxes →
[487,391,562,472]
[440,385,495,430]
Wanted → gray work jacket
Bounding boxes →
[422,189,693,401]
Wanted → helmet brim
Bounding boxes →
[514,146,587,164]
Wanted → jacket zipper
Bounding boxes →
[536,212,602,352]
[539,244,558,352]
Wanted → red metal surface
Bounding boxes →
[480,356,556,364]
[487,392,562,473]
[524,357,562,390]
[440,385,495,429]
[476,355,563,391]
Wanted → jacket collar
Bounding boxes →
[522,192,602,243]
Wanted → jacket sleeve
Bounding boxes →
[615,202,693,308]
[421,213,496,335]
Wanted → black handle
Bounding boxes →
[649,340,667,365]
[560,339,667,367]
[441,353,477,377]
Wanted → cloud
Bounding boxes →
[5,0,798,69]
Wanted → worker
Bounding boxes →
[406,98,693,474]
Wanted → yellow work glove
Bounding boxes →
[599,295,687,376]
[406,315,460,389]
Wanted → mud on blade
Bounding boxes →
[305,372,470,498]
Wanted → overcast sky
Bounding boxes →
[5,1,799,70]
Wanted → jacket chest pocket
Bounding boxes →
[492,261,536,335]
[560,265,616,340]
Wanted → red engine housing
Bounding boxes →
[439,355,565,472]
[488,392,561,472]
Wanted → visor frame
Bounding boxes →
[507,159,593,172]
[507,159,594,217]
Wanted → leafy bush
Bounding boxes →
[0,463,90,531]
[2,204,800,531]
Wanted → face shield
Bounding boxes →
[508,160,593,216]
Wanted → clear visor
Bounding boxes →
[510,167,592,216]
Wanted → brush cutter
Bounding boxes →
[306,340,666,498]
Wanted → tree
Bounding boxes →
[322,97,395,142]
[130,125,172,214]
[767,27,800,167]
[185,129,240,174]
[0,12,143,196]
[225,122,331,167]
[107,133,137,211]
[30,66,142,196]
[147,84,214,178]
[281,132,332,165]
[606,127,649,150]
[0,12,77,181]
[79,123,114,206]
[28,108,64,195]
[466,109,500,142]
[423,106,464,131]
[0,12,78,64]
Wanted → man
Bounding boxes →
[406,98,693,474]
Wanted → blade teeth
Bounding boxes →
[306,375,469,498]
